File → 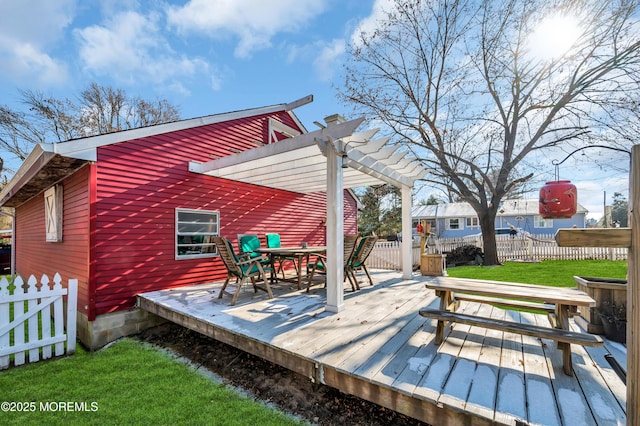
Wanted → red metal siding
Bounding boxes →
[15,166,91,315]
[92,112,358,315]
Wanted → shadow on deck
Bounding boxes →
[137,270,627,426]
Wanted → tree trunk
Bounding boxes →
[479,214,499,265]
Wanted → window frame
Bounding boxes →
[534,215,553,228]
[446,218,462,230]
[465,217,479,229]
[175,208,220,260]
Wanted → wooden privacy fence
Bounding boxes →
[0,273,77,369]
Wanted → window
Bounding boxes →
[466,217,479,229]
[534,215,553,228]
[176,209,219,259]
[44,185,63,242]
[446,218,461,230]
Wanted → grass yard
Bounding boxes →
[0,339,305,426]
[446,259,628,287]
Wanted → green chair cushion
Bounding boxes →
[266,233,281,248]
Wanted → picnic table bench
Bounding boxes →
[419,276,603,375]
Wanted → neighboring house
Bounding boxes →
[412,198,588,239]
[0,98,360,350]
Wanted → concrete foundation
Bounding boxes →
[76,308,166,350]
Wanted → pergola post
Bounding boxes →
[401,184,413,279]
[325,140,344,313]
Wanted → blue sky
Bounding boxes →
[0,0,629,218]
[0,0,376,128]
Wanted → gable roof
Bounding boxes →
[412,198,588,218]
[0,96,313,207]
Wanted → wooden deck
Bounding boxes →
[137,271,627,426]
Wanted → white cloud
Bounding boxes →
[0,0,74,86]
[166,0,328,58]
[74,10,213,91]
[573,176,628,219]
[313,39,346,82]
[286,38,345,82]
[350,0,395,47]
[0,0,75,45]
[3,41,69,86]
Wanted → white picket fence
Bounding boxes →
[367,241,422,270]
[0,273,77,369]
[368,234,628,270]
[455,233,627,262]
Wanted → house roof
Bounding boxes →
[0,96,313,207]
[412,198,588,218]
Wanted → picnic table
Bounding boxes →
[419,276,603,375]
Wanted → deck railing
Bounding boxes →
[0,273,77,369]
[368,234,627,270]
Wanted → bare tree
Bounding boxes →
[340,0,640,265]
[0,83,180,175]
[77,83,181,134]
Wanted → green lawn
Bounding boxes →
[446,259,627,287]
[0,339,305,426]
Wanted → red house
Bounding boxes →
[0,97,364,349]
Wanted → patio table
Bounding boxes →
[255,246,326,290]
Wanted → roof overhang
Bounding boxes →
[0,144,89,207]
[189,117,427,193]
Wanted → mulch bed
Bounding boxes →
[137,322,429,426]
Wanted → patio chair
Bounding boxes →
[307,234,358,292]
[213,236,273,305]
[238,234,272,267]
[238,234,263,259]
[265,233,298,279]
[347,235,379,289]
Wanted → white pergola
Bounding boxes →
[189,115,428,312]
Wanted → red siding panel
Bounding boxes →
[15,166,91,315]
[92,112,357,315]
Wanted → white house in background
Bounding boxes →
[412,198,588,238]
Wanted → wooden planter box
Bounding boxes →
[421,254,447,276]
[573,275,627,335]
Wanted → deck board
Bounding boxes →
[137,270,627,426]
[438,302,491,411]
[535,312,599,425]
[464,305,504,420]
[521,312,562,426]
[495,310,527,424]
